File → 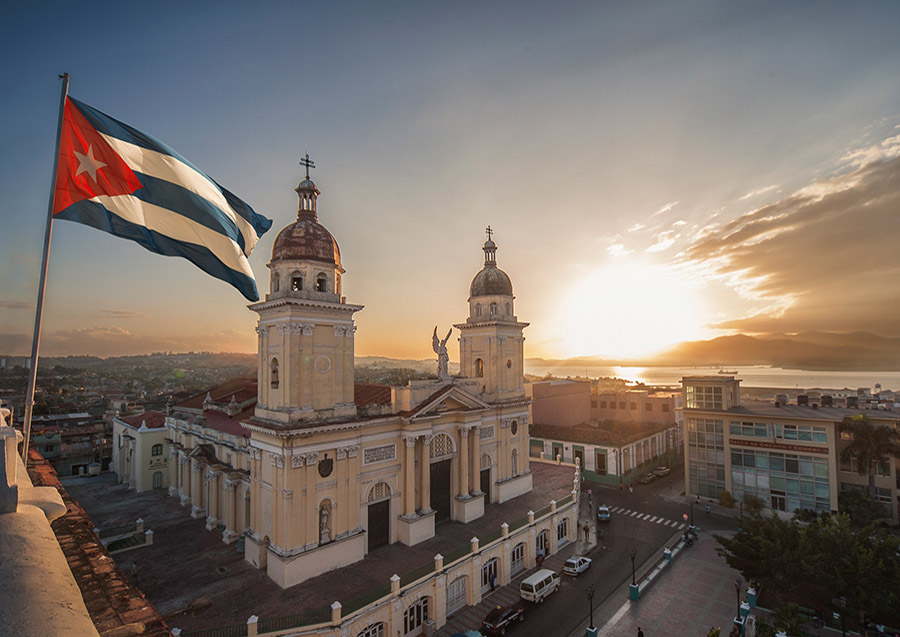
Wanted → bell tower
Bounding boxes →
[455,228,528,401]
[249,169,363,424]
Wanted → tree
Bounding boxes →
[838,414,900,499]
[715,513,803,604]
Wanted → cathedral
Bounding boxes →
[165,173,533,588]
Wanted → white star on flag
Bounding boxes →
[74,144,107,181]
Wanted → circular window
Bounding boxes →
[510,421,518,435]
[315,355,332,374]
[506,359,512,369]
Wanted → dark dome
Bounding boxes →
[470,266,513,297]
[271,218,341,266]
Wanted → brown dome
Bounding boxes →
[271,218,341,266]
[470,265,513,297]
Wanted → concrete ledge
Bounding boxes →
[0,504,98,636]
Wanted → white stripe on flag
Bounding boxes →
[89,194,255,279]
[100,134,260,255]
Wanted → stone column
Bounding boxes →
[470,430,480,494]
[180,455,191,505]
[222,478,239,543]
[403,437,416,517]
[458,427,470,498]
[190,460,205,518]
[168,447,178,496]
[205,471,219,530]
[419,435,432,514]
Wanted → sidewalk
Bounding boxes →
[569,529,742,637]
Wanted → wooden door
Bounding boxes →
[367,499,390,551]
[430,459,452,522]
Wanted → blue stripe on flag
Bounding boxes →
[70,98,270,237]
[57,199,261,301]
[132,172,246,253]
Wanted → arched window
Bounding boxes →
[272,272,280,292]
[475,358,483,377]
[505,303,510,314]
[511,448,518,476]
[356,623,385,637]
[270,358,279,389]
[429,433,455,458]
[316,273,327,292]
[475,304,482,317]
[367,481,392,502]
[291,272,302,291]
[490,303,497,315]
[403,597,430,634]
[151,443,163,456]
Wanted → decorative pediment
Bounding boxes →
[408,385,490,420]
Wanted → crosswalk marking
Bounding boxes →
[604,506,686,529]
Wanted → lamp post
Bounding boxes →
[630,548,637,585]
[587,584,596,630]
[734,578,742,619]
[839,596,846,637]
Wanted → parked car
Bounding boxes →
[653,466,671,478]
[597,505,611,522]
[519,569,560,603]
[481,604,525,635]
[639,472,657,485]
[562,556,592,576]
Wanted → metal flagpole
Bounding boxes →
[21,72,69,463]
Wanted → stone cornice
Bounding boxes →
[248,297,364,314]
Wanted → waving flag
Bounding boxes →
[53,98,272,301]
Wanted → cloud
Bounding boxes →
[840,134,900,168]
[738,184,779,201]
[652,201,678,216]
[97,310,150,319]
[0,301,31,310]
[645,230,680,253]
[627,223,645,233]
[607,243,633,257]
[681,140,900,336]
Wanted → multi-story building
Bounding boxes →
[111,410,170,492]
[526,379,591,427]
[682,375,900,524]
[592,387,682,428]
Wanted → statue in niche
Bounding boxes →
[433,327,452,379]
[319,503,331,544]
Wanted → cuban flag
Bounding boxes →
[53,97,272,301]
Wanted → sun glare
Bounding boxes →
[550,262,711,360]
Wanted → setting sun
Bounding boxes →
[548,261,713,360]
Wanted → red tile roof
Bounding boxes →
[354,383,392,406]
[177,377,257,410]
[118,410,167,429]
[203,405,254,438]
[27,451,170,636]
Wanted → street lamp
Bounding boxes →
[839,596,846,637]
[734,578,742,619]
[586,584,596,630]
[629,548,637,585]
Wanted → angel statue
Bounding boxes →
[432,327,452,378]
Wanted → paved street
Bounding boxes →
[441,466,744,637]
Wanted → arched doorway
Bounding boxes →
[481,557,500,595]
[480,453,492,502]
[446,575,468,616]
[367,481,391,551]
[429,434,455,523]
[511,542,526,575]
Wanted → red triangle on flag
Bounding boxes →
[53,98,144,215]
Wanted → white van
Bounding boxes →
[519,568,560,603]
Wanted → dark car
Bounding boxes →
[639,472,656,485]
[481,604,525,635]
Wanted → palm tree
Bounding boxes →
[838,414,900,498]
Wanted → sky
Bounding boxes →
[2,1,900,362]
